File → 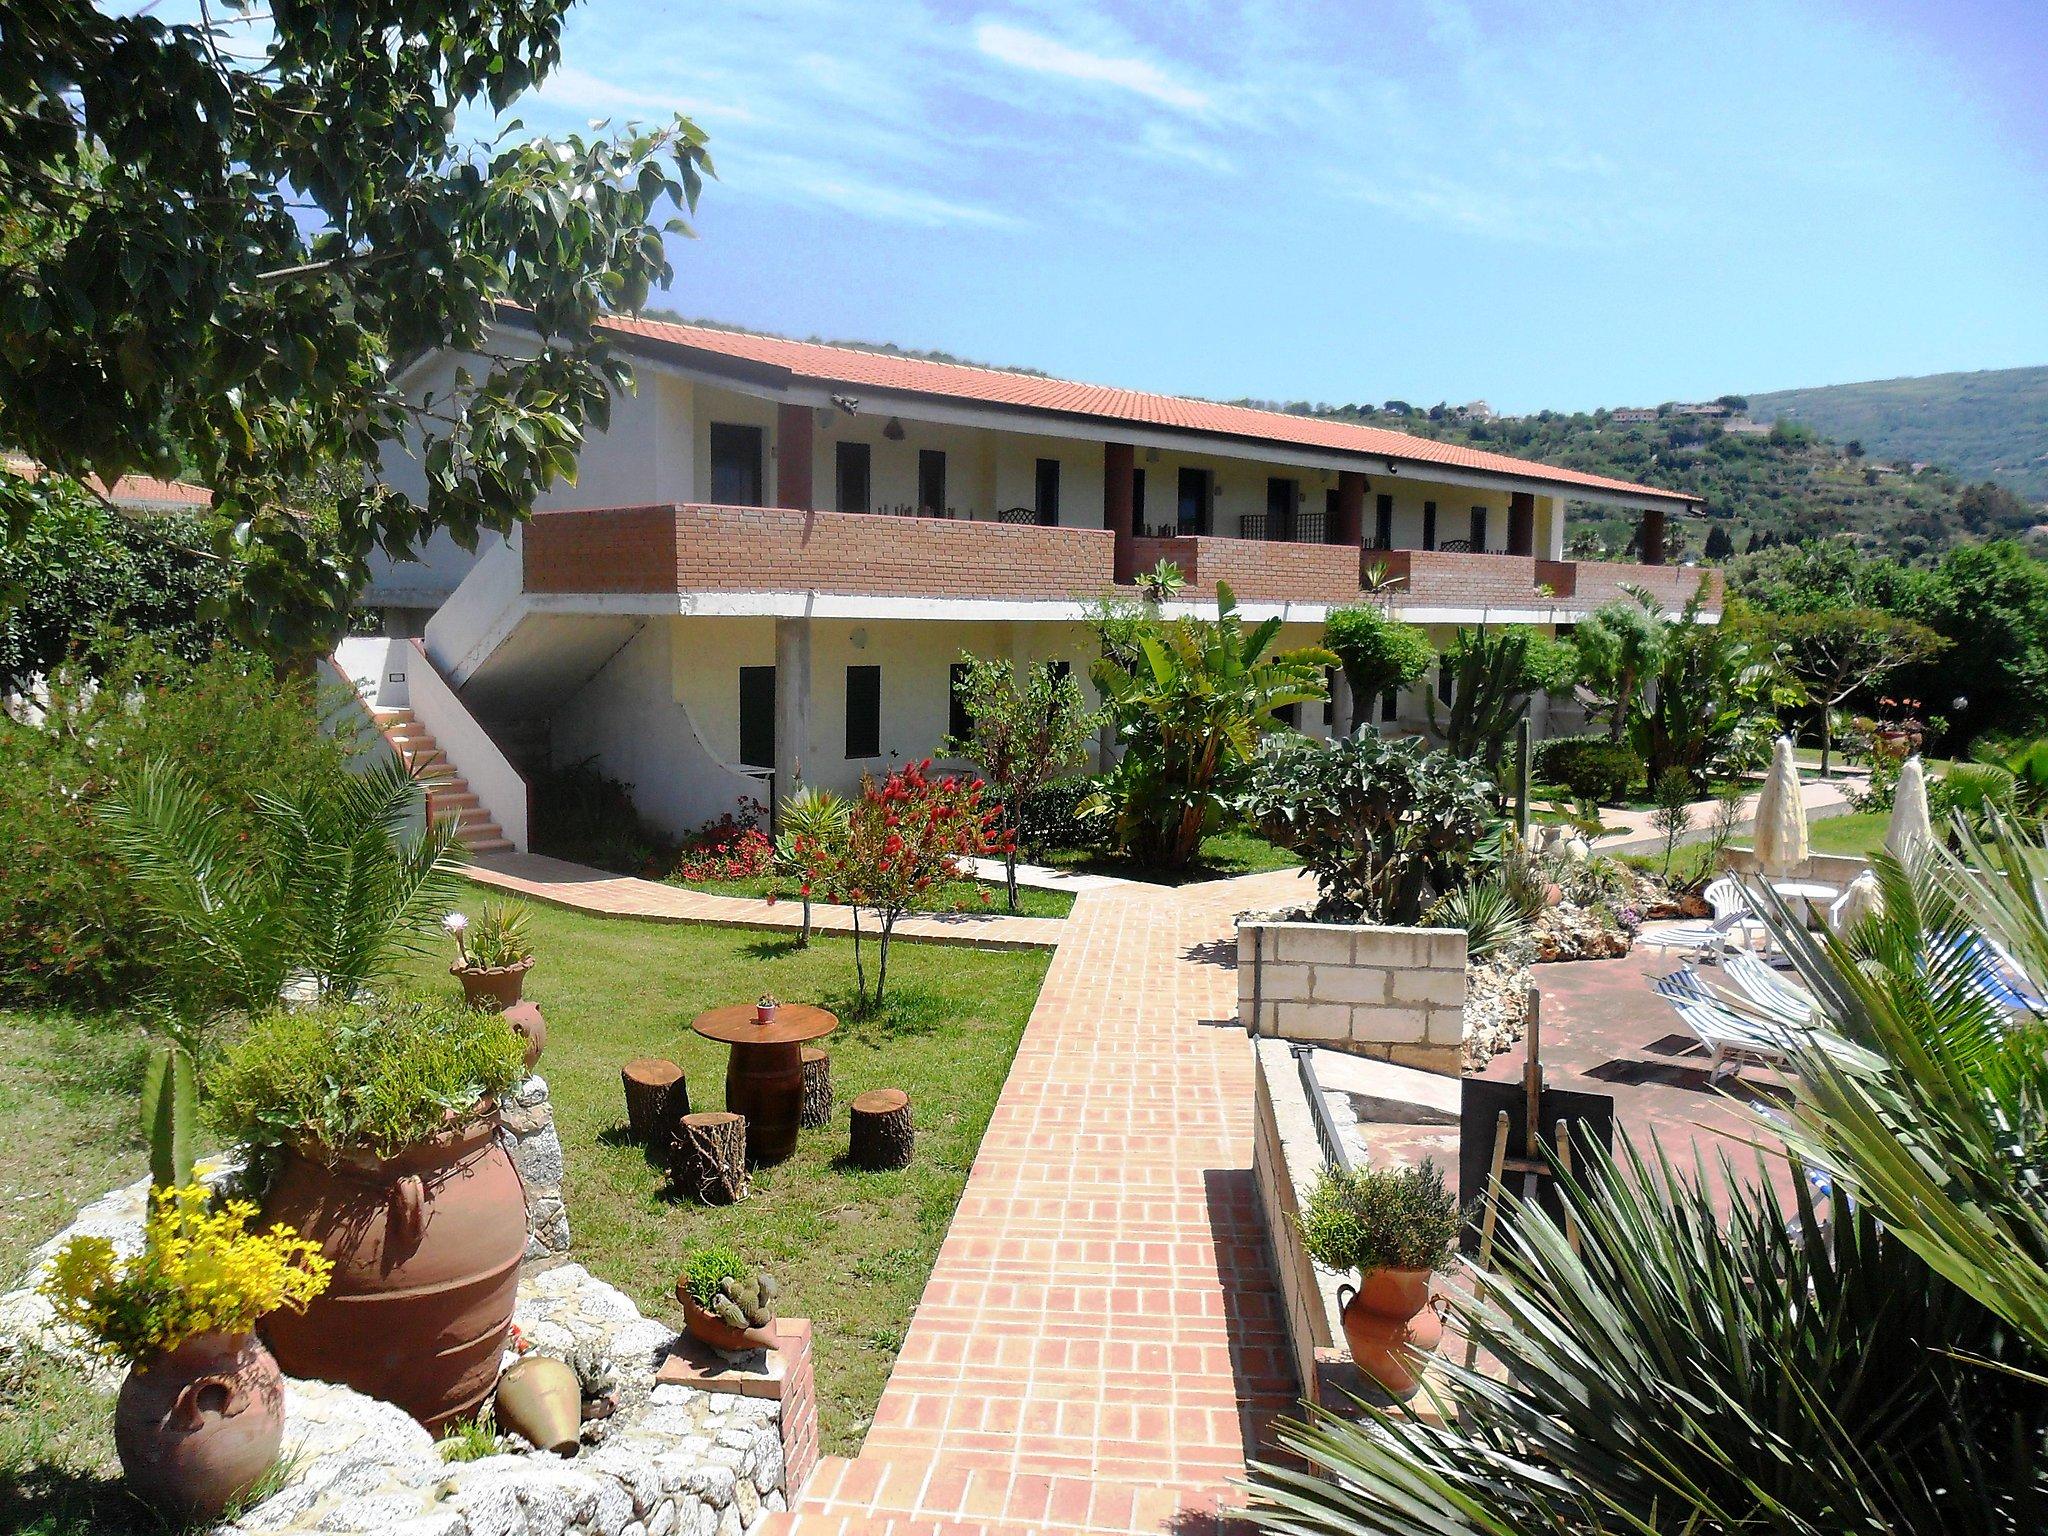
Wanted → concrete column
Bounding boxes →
[772,616,811,827]
[1333,470,1365,547]
[1639,505,1667,566]
[1105,441,1136,584]
[775,402,814,511]
[1331,670,1355,738]
[1507,491,1535,556]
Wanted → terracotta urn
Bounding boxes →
[1337,1268,1447,1400]
[453,956,534,1010]
[494,1356,582,1455]
[114,1330,285,1521]
[262,1106,526,1432]
[502,1000,547,1072]
[677,1292,778,1360]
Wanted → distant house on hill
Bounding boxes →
[1722,417,1772,436]
[1672,402,1733,419]
[1450,399,1497,422]
[1610,407,1658,425]
[2,452,213,513]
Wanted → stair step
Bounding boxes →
[465,837,514,855]
[431,791,481,812]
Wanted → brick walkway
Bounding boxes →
[771,869,1313,1536]
[467,852,1066,951]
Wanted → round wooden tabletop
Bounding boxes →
[690,1002,838,1046]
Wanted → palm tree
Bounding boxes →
[1247,829,2048,1534]
[1090,582,1332,870]
[100,752,465,1023]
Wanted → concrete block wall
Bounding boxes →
[1238,919,1465,1075]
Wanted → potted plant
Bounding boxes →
[1298,1160,1461,1399]
[211,994,530,1432]
[675,1245,780,1360]
[754,993,780,1026]
[40,1184,330,1520]
[447,901,535,1009]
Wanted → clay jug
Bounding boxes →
[114,1330,284,1521]
[262,1107,525,1432]
[1338,1268,1447,1399]
[502,1000,547,1071]
[494,1356,582,1455]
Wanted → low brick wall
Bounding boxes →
[1572,560,1716,612]
[1238,918,1465,1075]
[1721,847,1872,885]
[1132,534,1365,604]
[526,503,1117,603]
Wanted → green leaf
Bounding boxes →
[141,1039,197,1193]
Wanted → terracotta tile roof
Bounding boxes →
[590,314,1695,507]
[3,454,213,511]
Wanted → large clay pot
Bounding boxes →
[262,1107,525,1433]
[494,1356,581,1455]
[454,957,533,1010]
[114,1330,284,1521]
[677,1292,778,1360]
[1338,1268,1447,1400]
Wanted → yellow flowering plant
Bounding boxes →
[40,1185,331,1364]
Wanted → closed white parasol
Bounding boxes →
[1752,735,1809,877]
[1886,755,1934,859]
[1830,869,1883,934]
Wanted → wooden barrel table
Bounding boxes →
[690,1003,838,1167]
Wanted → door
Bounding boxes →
[1177,467,1210,535]
[1034,458,1061,526]
[710,423,765,506]
[738,665,775,767]
[918,449,947,516]
[1422,500,1438,551]
[1374,494,1394,548]
[1131,467,1147,534]
[836,441,871,513]
[1266,477,1296,541]
[1469,505,1487,550]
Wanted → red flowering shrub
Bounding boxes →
[792,760,1003,1008]
[670,800,772,884]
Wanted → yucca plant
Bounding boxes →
[1422,881,1528,962]
[774,784,849,947]
[100,752,465,1021]
[1249,827,2048,1535]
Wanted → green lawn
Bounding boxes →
[0,895,1052,1529]
[1040,826,1299,885]
[669,871,1075,919]
[1807,809,1890,857]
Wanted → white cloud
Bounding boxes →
[972,21,1210,113]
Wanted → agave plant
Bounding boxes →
[773,784,848,947]
[100,751,465,1021]
[1249,825,2048,1535]
[1422,880,1528,962]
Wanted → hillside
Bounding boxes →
[1749,366,2048,502]
[1243,402,2036,564]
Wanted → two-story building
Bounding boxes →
[352,313,1710,849]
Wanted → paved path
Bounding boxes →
[771,868,1313,1536]
[956,855,1140,894]
[1591,773,1860,854]
[467,852,1066,951]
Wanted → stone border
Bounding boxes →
[1239,917,1465,1075]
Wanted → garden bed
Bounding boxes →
[0,895,1050,1532]
[667,871,1074,919]
[1038,826,1300,886]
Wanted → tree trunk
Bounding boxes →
[1820,707,1833,778]
[671,1111,748,1204]
[622,1059,689,1147]
[800,1047,833,1129]
[1005,846,1019,912]
[848,1088,914,1171]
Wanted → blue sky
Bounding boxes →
[509,3,2035,410]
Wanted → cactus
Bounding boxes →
[566,1341,618,1399]
[709,1270,778,1330]
[1426,627,1537,779]
[141,1039,197,1194]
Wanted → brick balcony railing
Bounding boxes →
[522,504,1716,614]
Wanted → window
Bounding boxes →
[1177,467,1211,535]
[1422,500,1438,551]
[918,449,947,516]
[835,441,871,514]
[1324,487,1344,544]
[1374,493,1394,548]
[1277,701,1300,729]
[1034,458,1061,525]
[738,666,776,767]
[845,665,881,758]
[1131,467,1146,532]
[1045,659,1072,685]
[1469,505,1488,549]
[1266,477,1297,540]
[1380,688,1398,723]
[709,422,764,506]
[948,661,972,744]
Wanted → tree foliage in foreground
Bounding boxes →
[1249,833,2048,1536]
[0,1,710,660]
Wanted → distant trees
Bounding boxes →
[1323,607,1433,724]
[1755,609,1949,774]
[1703,525,1736,561]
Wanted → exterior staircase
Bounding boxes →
[372,707,515,855]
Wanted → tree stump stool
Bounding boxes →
[672,1111,749,1204]
[621,1059,689,1148]
[800,1047,833,1130]
[848,1089,914,1171]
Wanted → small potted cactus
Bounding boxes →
[754,993,780,1026]
[676,1245,779,1359]
[446,901,535,1009]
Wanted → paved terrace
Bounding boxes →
[770,868,1314,1536]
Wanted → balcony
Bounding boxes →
[521,503,1717,616]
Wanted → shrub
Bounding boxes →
[1323,606,1433,708]
[1535,734,1642,803]
[1015,773,1103,856]
[1239,732,1494,923]
[211,995,528,1160]
[40,1184,329,1364]
[680,1245,749,1307]
[0,642,360,1008]
[1297,1161,1461,1274]
[1424,881,1530,962]
[529,757,678,876]
[669,801,772,884]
